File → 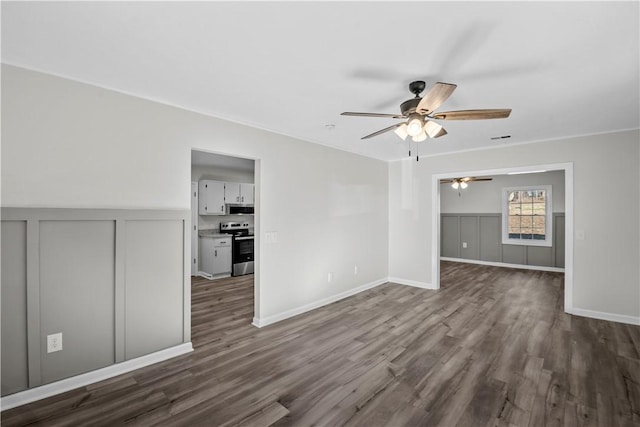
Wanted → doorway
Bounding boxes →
[190,149,258,324]
[432,163,574,313]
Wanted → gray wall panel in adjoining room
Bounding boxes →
[502,244,526,265]
[441,213,565,269]
[39,220,116,385]
[555,215,566,268]
[1,221,29,396]
[479,216,501,262]
[441,216,459,258]
[460,216,478,260]
[526,246,553,267]
[125,220,184,360]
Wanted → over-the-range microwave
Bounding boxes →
[226,204,254,215]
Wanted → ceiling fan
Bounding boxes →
[440,176,493,196]
[341,81,511,159]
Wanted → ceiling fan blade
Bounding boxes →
[432,109,512,120]
[361,123,404,139]
[439,180,454,183]
[424,120,447,138]
[469,178,493,182]
[416,82,457,115]
[341,112,405,119]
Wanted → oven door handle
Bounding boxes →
[234,236,254,241]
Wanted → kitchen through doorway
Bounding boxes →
[190,149,257,323]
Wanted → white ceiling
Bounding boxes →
[2,2,638,161]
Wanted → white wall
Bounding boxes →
[440,171,565,213]
[1,65,390,321]
[389,130,640,320]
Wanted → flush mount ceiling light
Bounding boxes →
[341,80,511,161]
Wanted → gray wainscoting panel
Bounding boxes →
[441,216,460,258]
[479,216,501,262]
[501,244,526,265]
[1,221,29,395]
[0,208,190,397]
[442,213,565,269]
[555,215,566,268]
[460,216,479,260]
[526,246,553,267]
[124,220,184,360]
[39,221,116,385]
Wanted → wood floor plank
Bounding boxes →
[3,262,639,426]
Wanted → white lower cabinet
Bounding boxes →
[200,236,232,276]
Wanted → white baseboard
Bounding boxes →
[0,342,193,411]
[440,257,565,273]
[568,307,640,326]
[197,271,213,279]
[252,278,388,328]
[387,277,436,289]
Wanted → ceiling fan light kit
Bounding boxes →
[406,115,424,137]
[442,177,493,195]
[341,80,512,160]
[394,123,409,140]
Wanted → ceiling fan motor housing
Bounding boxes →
[400,98,421,116]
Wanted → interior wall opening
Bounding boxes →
[432,163,574,313]
[190,149,258,331]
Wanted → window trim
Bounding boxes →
[501,185,553,247]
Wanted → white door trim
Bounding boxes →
[431,162,574,313]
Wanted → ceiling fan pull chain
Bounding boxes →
[416,142,420,162]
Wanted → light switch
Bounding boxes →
[462,242,468,248]
[265,231,278,243]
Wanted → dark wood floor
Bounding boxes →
[3,262,640,426]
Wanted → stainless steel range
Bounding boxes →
[219,222,254,276]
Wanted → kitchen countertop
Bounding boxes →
[198,230,229,238]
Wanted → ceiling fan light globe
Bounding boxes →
[407,117,423,136]
[452,182,459,189]
[394,123,409,140]
[412,130,427,142]
[460,182,468,189]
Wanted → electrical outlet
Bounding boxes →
[47,333,63,353]
[327,272,334,283]
[462,242,468,248]
[354,265,358,275]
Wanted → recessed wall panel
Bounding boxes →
[479,216,501,262]
[460,216,478,260]
[527,246,553,267]
[125,220,184,360]
[555,215,566,268]
[441,216,459,258]
[39,220,115,384]
[502,244,526,265]
[1,221,28,396]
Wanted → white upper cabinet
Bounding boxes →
[225,183,242,204]
[225,183,254,205]
[239,183,254,204]
[198,180,225,215]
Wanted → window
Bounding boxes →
[502,185,552,246]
